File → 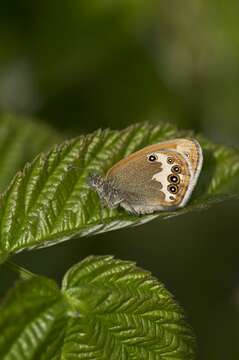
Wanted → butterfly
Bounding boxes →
[88,138,203,215]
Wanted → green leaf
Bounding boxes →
[0,121,239,260]
[0,276,68,360]
[0,256,196,359]
[0,114,61,193]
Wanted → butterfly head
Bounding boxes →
[87,172,104,190]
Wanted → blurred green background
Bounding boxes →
[0,1,239,359]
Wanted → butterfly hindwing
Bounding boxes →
[89,138,203,214]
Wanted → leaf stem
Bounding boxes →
[4,260,35,280]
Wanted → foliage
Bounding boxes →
[0,256,196,360]
[0,116,238,359]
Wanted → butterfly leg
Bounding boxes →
[119,201,140,215]
[98,198,107,223]
[98,194,125,223]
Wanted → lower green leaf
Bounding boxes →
[0,256,196,359]
[0,277,68,360]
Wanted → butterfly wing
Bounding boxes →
[106,139,203,214]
